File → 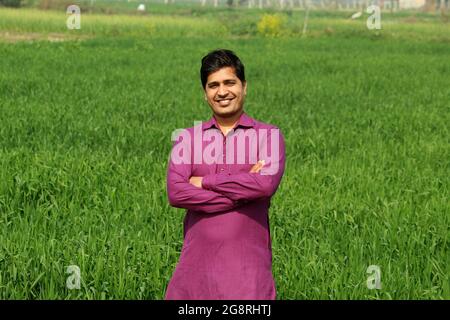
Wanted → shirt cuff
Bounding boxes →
[201,174,216,191]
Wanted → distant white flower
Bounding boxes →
[137,4,146,11]
[351,12,362,19]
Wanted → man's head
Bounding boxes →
[200,49,247,119]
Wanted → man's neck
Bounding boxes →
[214,110,243,131]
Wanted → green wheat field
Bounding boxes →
[0,1,449,299]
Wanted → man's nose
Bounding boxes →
[217,84,228,97]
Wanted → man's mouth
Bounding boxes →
[215,97,234,107]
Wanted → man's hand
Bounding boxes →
[249,160,265,173]
[189,176,203,188]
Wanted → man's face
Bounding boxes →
[204,66,247,119]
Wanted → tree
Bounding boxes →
[0,0,22,7]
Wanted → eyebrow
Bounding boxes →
[207,79,237,86]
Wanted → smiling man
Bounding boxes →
[165,49,286,300]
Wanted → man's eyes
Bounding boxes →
[208,82,235,88]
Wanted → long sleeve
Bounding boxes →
[167,139,241,214]
[202,128,286,202]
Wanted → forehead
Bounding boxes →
[206,67,239,83]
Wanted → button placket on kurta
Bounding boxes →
[221,134,225,173]
[220,129,232,174]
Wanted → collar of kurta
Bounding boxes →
[202,111,256,131]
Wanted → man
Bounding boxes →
[165,49,286,300]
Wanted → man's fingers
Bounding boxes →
[249,160,265,173]
[255,160,265,172]
[249,163,259,173]
[250,163,260,173]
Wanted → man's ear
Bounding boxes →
[243,81,247,96]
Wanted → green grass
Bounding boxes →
[0,5,449,299]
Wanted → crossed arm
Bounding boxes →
[167,129,286,214]
[188,160,264,188]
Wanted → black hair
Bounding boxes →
[200,49,246,89]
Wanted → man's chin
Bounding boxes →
[213,107,239,118]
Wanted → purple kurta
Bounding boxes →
[165,112,286,300]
